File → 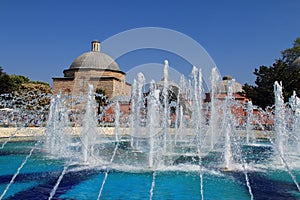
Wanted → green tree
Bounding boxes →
[17,82,51,94]
[0,67,13,94]
[14,82,52,110]
[0,67,51,111]
[9,74,30,91]
[243,38,300,109]
[282,37,300,67]
[95,88,107,115]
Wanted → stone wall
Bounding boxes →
[53,68,131,99]
[52,78,74,94]
[113,79,131,97]
[96,79,114,98]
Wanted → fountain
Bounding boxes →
[0,61,300,199]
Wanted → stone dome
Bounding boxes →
[69,40,120,71]
[215,76,243,94]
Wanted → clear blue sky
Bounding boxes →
[0,0,299,86]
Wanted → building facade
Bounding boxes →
[52,40,131,99]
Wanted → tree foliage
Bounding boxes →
[95,88,108,115]
[243,37,300,109]
[14,82,52,110]
[0,67,52,110]
[17,82,51,94]
[9,74,30,91]
[0,67,13,94]
[282,37,300,66]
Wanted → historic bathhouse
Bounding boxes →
[52,40,131,99]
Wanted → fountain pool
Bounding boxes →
[0,63,300,200]
[0,140,299,200]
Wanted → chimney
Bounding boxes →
[91,40,100,52]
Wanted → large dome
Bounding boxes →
[69,40,120,71]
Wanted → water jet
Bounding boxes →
[0,62,299,199]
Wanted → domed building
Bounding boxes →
[203,75,250,126]
[204,75,247,103]
[52,40,131,99]
[215,75,243,94]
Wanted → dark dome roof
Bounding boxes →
[70,52,120,70]
[222,75,233,81]
[69,40,120,71]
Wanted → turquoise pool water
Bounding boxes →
[0,141,299,200]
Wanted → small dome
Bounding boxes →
[291,56,300,69]
[216,76,243,94]
[222,75,233,81]
[69,40,120,71]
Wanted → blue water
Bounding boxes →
[0,141,299,200]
